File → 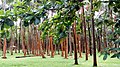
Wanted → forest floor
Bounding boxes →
[0,51,120,67]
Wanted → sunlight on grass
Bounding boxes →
[0,52,120,67]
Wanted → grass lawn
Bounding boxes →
[0,51,120,67]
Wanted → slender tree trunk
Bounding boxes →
[10,28,14,55]
[81,36,84,53]
[39,31,45,58]
[100,25,103,52]
[88,22,92,56]
[15,24,17,53]
[18,20,21,53]
[69,28,72,56]
[91,0,97,66]
[82,6,88,60]
[65,37,68,59]
[73,22,78,65]
[47,35,50,56]
[40,39,46,58]
[26,27,30,55]
[42,40,45,54]
[63,39,65,57]
[61,42,64,57]
[54,44,57,55]
[35,27,39,56]
[31,25,35,55]
[103,24,107,48]
[2,0,7,59]
[21,28,26,56]
[31,36,34,55]
[18,31,21,53]
[50,36,54,58]
[97,30,101,53]
[2,37,7,59]
[78,34,82,58]
[57,44,60,55]
[109,8,114,32]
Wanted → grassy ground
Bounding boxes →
[0,51,120,67]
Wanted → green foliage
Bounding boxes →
[111,52,120,59]
[109,48,120,59]
[108,0,120,13]
[38,0,83,44]
[103,52,109,60]
[100,47,120,60]
[93,1,101,12]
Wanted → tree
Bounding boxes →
[90,0,97,66]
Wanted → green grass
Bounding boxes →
[0,51,120,67]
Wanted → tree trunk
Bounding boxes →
[57,44,60,55]
[78,34,82,58]
[15,24,17,53]
[2,38,7,59]
[54,44,57,55]
[103,24,107,48]
[31,25,35,55]
[100,25,103,52]
[65,37,68,59]
[50,36,54,58]
[61,41,64,57]
[82,6,88,60]
[47,35,50,56]
[68,28,72,56]
[38,31,45,58]
[21,28,26,56]
[18,20,21,53]
[88,22,92,56]
[109,8,114,32]
[73,22,78,65]
[91,0,97,66]
[40,39,46,58]
[31,36,35,55]
[10,29,14,55]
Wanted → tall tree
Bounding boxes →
[73,21,78,65]
[82,6,88,60]
[90,0,97,66]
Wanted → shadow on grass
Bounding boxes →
[16,55,34,58]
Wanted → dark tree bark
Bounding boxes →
[57,44,60,55]
[82,6,88,60]
[73,22,78,65]
[90,0,97,66]
[103,24,107,48]
[88,22,92,56]
[97,29,101,53]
